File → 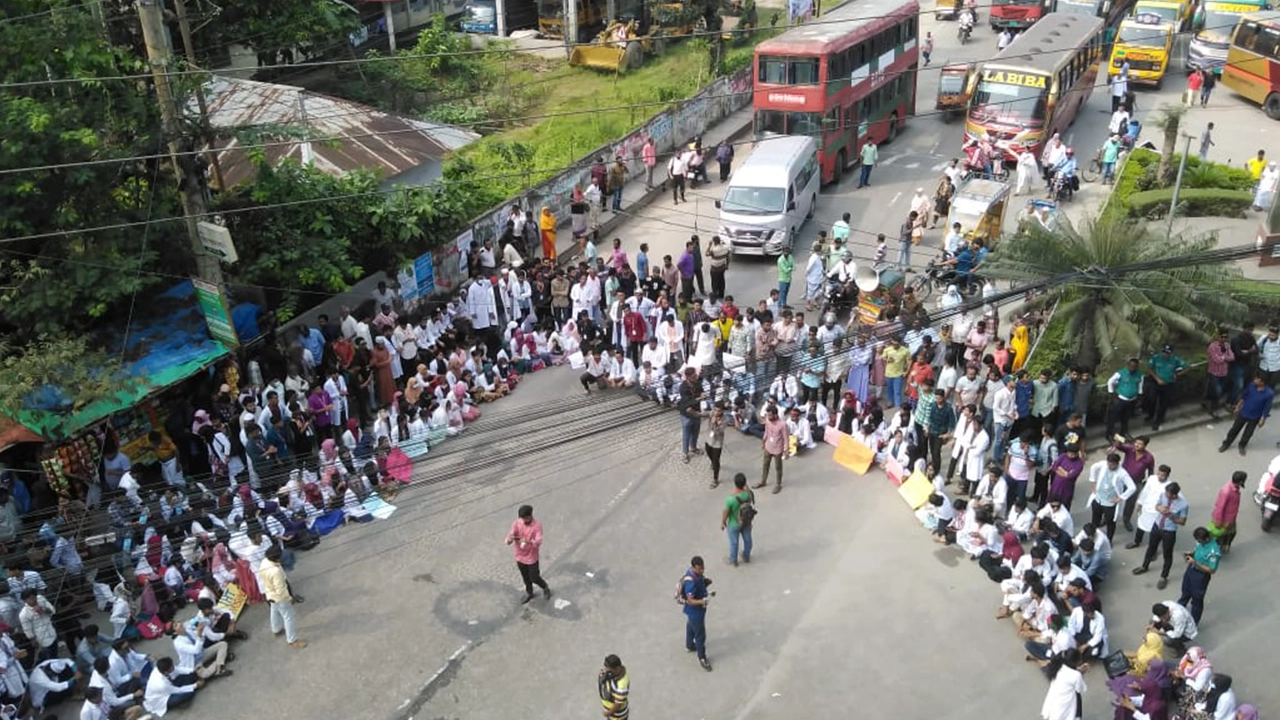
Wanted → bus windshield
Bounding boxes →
[1117,24,1167,46]
[970,77,1049,126]
[1056,0,1099,15]
[722,186,786,215]
[755,109,822,137]
[1133,3,1179,24]
[757,55,821,85]
[1202,8,1250,37]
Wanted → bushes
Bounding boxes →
[1126,187,1253,219]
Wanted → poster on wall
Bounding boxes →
[788,0,814,22]
[397,263,419,302]
[455,229,473,283]
[414,252,435,297]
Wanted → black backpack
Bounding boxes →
[736,490,758,528]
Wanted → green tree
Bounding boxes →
[0,0,181,340]
[0,336,140,441]
[984,216,1245,369]
[1153,104,1187,185]
[194,0,360,70]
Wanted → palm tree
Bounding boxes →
[1153,103,1188,185]
[984,215,1245,370]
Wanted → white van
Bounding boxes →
[715,135,819,256]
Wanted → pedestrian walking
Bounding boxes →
[857,139,878,188]
[716,139,734,182]
[260,545,307,649]
[1200,69,1216,106]
[1199,122,1216,161]
[678,368,704,463]
[691,234,706,296]
[1101,135,1121,184]
[720,473,756,566]
[1209,471,1246,555]
[598,654,630,719]
[706,405,727,488]
[1176,526,1221,623]
[1015,148,1038,195]
[997,28,1012,51]
[1185,69,1203,107]
[679,557,713,671]
[669,151,688,204]
[923,32,934,65]
[756,406,788,493]
[897,211,918,270]
[1110,71,1128,112]
[1132,482,1188,590]
[642,137,657,190]
[506,504,552,604]
[776,246,794,308]
[1218,374,1273,455]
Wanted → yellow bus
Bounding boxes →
[1221,11,1280,118]
[1109,14,1176,86]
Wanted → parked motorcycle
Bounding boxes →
[1259,472,1280,532]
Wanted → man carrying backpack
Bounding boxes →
[678,556,713,672]
[720,473,757,567]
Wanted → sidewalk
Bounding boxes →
[552,105,756,264]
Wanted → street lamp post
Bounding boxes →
[1167,133,1194,239]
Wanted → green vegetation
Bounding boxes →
[0,336,139,440]
[1126,187,1253,220]
[985,216,1245,370]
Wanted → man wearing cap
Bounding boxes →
[1105,357,1144,438]
[1217,373,1274,455]
[1145,345,1188,431]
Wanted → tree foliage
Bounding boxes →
[985,216,1245,370]
[0,0,181,340]
[193,0,361,70]
[0,335,140,440]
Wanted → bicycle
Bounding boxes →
[1080,148,1100,184]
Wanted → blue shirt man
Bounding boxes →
[298,326,325,368]
[681,557,712,671]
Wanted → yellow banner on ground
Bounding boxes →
[832,436,874,475]
[897,470,933,510]
[217,582,248,618]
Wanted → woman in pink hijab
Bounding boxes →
[191,409,212,435]
[210,543,236,590]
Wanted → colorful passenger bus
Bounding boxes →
[752,0,920,184]
[1189,0,1270,72]
[964,13,1106,161]
[1221,11,1280,117]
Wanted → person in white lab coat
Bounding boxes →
[963,415,991,496]
[1040,649,1086,720]
[1125,464,1172,549]
[27,658,77,713]
[142,656,201,717]
[0,632,27,704]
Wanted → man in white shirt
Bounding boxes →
[81,685,112,720]
[28,658,77,714]
[90,656,142,712]
[580,351,607,394]
[943,222,965,255]
[173,621,230,681]
[606,349,636,388]
[143,656,201,717]
[991,375,1018,462]
[1007,498,1035,539]
[19,590,58,661]
[1087,452,1136,540]
[1151,599,1198,650]
[339,306,359,340]
[1035,499,1074,537]
[107,639,152,694]
[786,407,815,454]
[1052,556,1092,596]
[1067,602,1109,660]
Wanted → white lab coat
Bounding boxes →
[965,428,990,482]
[1040,665,1086,720]
[1134,476,1170,532]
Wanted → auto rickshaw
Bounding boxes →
[948,177,1012,248]
[935,62,973,122]
[935,0,961,19]
[854,264,906,326]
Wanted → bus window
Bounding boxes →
[852,42,867,67]
[824,107,840,129]
[789,111,821,135]
[759,56,788,83]
[757,55,820,85]
[756,109,788,134]
[1257,26,1280,57]
[970,75,1050,126]
[791,57,820,84]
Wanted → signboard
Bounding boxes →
[454,229,474,283]
[215,582,248,618]
[192,277,239,347]
[196,221,238,264]
[766,92,807,105]
[414,252,435,297]
[981,70,1048,88]
[397,264,419,303]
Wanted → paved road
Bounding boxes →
[136,13,1280,720]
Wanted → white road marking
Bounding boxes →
[553,598,573,610]
[783,589,792,595]
[772,693,783,698]
[889,192,902,206]
[904,162,920,169]
[605,475,640,508]
[467,619,479,625]
[930,141,940,154]
[879,154,903,166]
[402,641,472,714]
[585,571,595,578]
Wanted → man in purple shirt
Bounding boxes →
[1116,436,1156,532]
[677,240,697,302]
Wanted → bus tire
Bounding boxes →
[1266,94,1280,121]
[887,113,899,143]
[834,150,846,184]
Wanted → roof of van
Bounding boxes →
[756,0,919,54]
[731,135,817,186]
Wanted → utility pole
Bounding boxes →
[1167,133,1193,239]
[172,0,226,191]
[137,0,223,285]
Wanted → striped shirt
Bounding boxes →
[599,670,630,718]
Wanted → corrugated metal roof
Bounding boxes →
[200,76,479,188]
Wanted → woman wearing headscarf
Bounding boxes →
[1235,705,1258,720]
[539,206,557,261]
[1179,674,1235,720]
[1130,630,1165,677]
[846,335,873,406]
[1010,324,1031,372]
[1115,671,1168,720]
[372,337,396,407]
[1041,648,1087,720]
[940,284,962,312]
[1176,647,1214,698]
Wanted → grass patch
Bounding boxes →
[453,41,711,197]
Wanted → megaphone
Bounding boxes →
[855,265,881,293]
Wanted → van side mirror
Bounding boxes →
[714,200,722,209]
[787,200,796,211]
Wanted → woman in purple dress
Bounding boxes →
[846,335,873,405]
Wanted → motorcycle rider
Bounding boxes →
[958,7,975,41]
[826,250,858,309]
[1050,148,1078,201]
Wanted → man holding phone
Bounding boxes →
[597,654,630,718]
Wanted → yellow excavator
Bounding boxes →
[568,0,702,73]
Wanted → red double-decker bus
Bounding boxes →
[752,0,921,185]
